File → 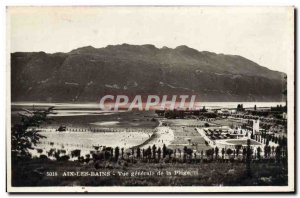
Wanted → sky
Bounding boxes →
[8,6,294,73]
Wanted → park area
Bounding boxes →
[169,126,212,152]
[160,119,212,152]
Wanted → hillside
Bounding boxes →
[11,44,286,102]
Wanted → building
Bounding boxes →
[253,119,260,135]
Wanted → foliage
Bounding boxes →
[11,107,54,159]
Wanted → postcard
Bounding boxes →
[6,6,295,192]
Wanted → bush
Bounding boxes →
[36,149,43,154]
[94,161,102,169]
[163,156,171,163]
[58,155,70,161]
[39,155,48,160]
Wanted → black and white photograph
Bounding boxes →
[6,6,295,192]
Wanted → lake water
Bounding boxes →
[11,101,285,130]
[11,104,159,129]
[11,101,285,109]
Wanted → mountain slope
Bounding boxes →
[11,44,286,102]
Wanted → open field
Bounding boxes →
[209,118,246,127]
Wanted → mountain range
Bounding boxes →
[11,44,286,102]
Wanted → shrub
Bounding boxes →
[36,149,43,154]
[39,155,48,160]
[58,155,70,161]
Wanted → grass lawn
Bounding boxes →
[169,127,212,152]
[209,118,246,127]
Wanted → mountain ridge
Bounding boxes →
[11,44,286,102]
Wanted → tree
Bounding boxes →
[131,148,135,159]
[121,148,124,159]
[166,149,173,158]
[271,146,275,157]
[163,144,167,158]
[206,149,214,160]
[235,145,241,158]
[237,104,244,112]
[266,136,270,146]
[233,150,236,158]
[204,140,209,146]
[183,146,188,161]
[71,149,81,159]
[268,146,272,158]
[226,148,233,159]
[157,147,161,160]
[264,145,268,158]
[257,147,261,160]
[278,136,282,145]
[114,147,120,161]
[137,147,141,159]
[221,148,225,159]
[142,148,145,159]
[215,147,219,159]
[275,146,282,163]
[271,135,275,142]
[246,139,252,177]
[174,149,177,159]
[242,147,247,161]
[152,144,157,159]
[283,75,287,108]
[178,148,182,159]
[250,132,254,139]
[146,146,152,160]
[274,136,277,143]
[185,148,193,159]
[11,107,54,159]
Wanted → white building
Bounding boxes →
[253,119,260,135]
